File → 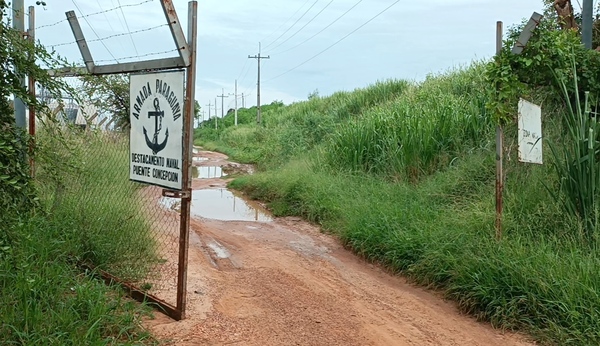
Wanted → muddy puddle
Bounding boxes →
[160,189,272,222]
[192,166,227,179]
[190,189,272,222]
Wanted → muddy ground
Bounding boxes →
[144,149,534,346]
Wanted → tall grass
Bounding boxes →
[549,66,600,242]
[231,156,600,345]
[200,60,600,344]
[194,79,410,168]
[0,127,158,345]
[325,64,491,180]
[0,216,155,345]
[38,130,159,280]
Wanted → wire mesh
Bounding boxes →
[39,76,181,307]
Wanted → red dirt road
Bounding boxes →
[144,150,533,346]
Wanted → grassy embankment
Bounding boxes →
[194,62,600,345]
[1,129,158,345]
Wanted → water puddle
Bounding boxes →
[193,166,227,179]
[159,188,272,222]
[191,189,272,222]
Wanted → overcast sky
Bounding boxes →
[30,0,544,117]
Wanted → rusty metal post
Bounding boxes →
[175,0,197,321]
[495,21,503,240]
[27,5,36,177]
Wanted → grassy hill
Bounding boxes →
[195,52,600,344]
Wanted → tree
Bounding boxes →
[0,0,68,217]
[194,100,201,128]
[78,74,129,130]
[553,0,578,30]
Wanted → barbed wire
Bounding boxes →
[35,0,154,30]
[48,41,77,48]
[95,0,127,53]
[48,23,169,48]
[95,48,179,63]
[116,0,139,56]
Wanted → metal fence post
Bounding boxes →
[28,5,36,177]
[12,0,26,129]
[176,0,197,321]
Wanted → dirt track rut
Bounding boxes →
[144,150,533,346]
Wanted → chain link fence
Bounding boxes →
[37,76,182,308]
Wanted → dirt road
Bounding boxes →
[145,150,533,346]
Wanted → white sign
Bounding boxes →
[518,98,543,165]
[129,70,185,190]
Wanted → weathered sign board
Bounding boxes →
[518,98,543,165]
[129,70,185,190]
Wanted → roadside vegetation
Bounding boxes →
[0,2,156,344]
[195,6,600,345]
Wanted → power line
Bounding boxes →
[238,59,255,87]
[265,0,400,82]
[259,0,311,44]
[116,0,139,56]
[272,0,363,55]
[71,0,119,62]
[263,0,320,50]
[95,0,126,53]
[36,0,153,30]
[235,59,250,81]
[266,0,334,54]
[110,0,128,33]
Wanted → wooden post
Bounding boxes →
[495,21,504,240]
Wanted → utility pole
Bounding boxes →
[215,97,218,129]
[12,0,26,129]
[583,0,593,49]
[242,93,245,108]
[248,42,270,125]
[217,88,228,118]
[234,80,238,126]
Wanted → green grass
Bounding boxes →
[195,78,410,169]
[231,155,600,345]
[0,216,155,345]
[324,64,491,180]
[198,60,600,345]
[0,127,160,345]
[40,131,160,280]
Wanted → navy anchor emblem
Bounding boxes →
[143,98,169,155]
